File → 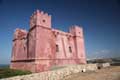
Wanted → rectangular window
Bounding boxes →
[69,46,72,53]
[56,44,59,52]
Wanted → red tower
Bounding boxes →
[28,10,56,72]
[10,10,86,72]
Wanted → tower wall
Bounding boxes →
[53,29,78,65]
[35,26,56,72]
[28,10,56,72]
[10,29,29,70]
[11,29,27,60]
[69,26,86,64]
[27,28,36,59]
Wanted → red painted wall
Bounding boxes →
[10,10,86,72]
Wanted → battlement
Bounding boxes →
[30,10,51,19]
[52,25,83,39]
[30,10,51,29]
[52,29,73,37]
[13,28,27,40]
[69,25,84,37]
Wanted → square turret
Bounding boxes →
[69,25,84,37]
[30,10,51,29]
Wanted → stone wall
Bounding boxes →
[4,64,97,80]
[97,63,110,69]
[102,63,110,67]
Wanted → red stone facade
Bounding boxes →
[10,10,86,72]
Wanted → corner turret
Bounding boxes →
[69,25,86,64]
[30,10,51,29]
[69,25,83,37]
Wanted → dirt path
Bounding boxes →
[63,66,120,80]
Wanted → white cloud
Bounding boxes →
[97,49,110,54]
[90,49,113,59]
[86,49,120,59]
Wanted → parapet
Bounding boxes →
[30,9,52,28]
[30,9,51,19]
[52,28,74,40]
[69,25,83,37]
[13,28,27,41]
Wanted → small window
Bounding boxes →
[24,46,26,51]
[43,19,46,22]
[55,35,57,38]
[69,46,72,53]
[56,44,59,52]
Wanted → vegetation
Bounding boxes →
[0,66,31,79]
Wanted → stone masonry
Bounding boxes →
[10,10,86,72]
[6,64,97,80]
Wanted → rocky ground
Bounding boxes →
[1,65,120,80]
[63,66,120,80]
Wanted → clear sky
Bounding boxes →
[0,0,120,64]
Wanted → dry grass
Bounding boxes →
[63,66,120,80]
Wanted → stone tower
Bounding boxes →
[10,10,86,72]
[10,29,28,71]
[11,29,27,61]
[69,26,86,64]
[28,10,56,72]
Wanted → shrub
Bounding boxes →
[0,67,31,79]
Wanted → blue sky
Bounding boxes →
[0,0,120,64]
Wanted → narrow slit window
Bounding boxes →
[24,46,26,51]
[69,46,72,53]
[56,44,59,52]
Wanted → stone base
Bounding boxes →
[8,64,98,80]
[10,61,36,72]
[10,59,86,72]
